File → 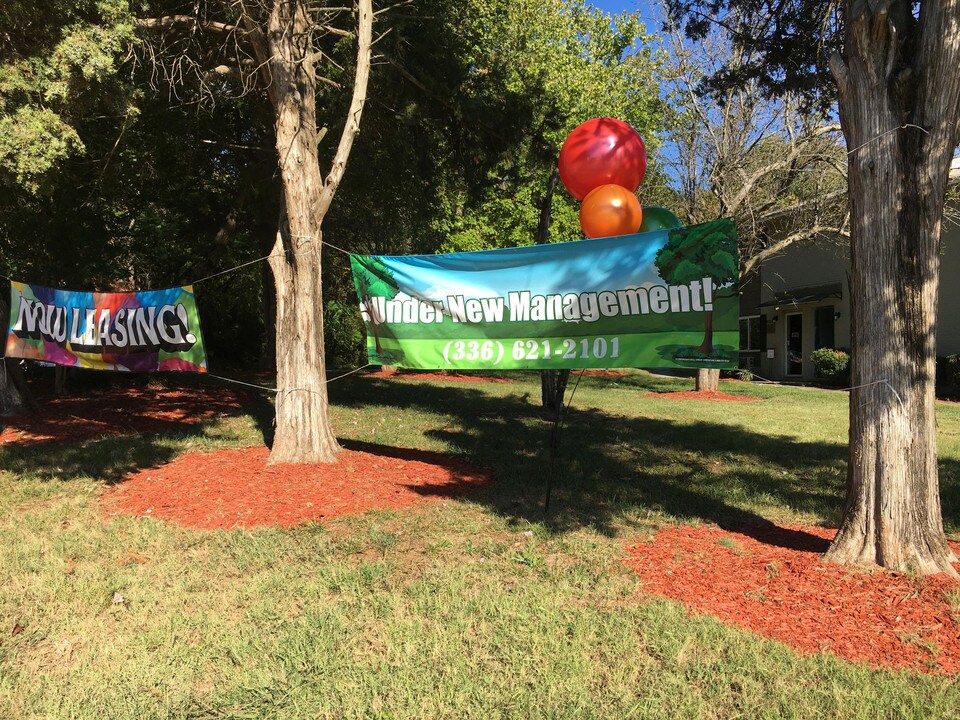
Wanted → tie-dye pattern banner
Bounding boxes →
[5,282,207,373]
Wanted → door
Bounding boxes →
[786,313,803,376]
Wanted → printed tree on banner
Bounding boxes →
[350,256,400,362]
[655,219,738,359]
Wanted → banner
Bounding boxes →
[5,282,207,372]
[351,219,739,370]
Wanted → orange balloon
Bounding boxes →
[579,184,643,238]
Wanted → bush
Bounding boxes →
[324,300,365,369]
[810,348,849,380]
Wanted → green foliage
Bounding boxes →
[0,0,135,194]
[1,0,672,371]
[665,0,839,112]
[0,108,84,193]
[324,299,365,368]
[810,348,849,380]
[655,218,739,285]
[331,0,669,258]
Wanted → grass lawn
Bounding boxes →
[1,370,959,718]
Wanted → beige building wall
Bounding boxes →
[747,198,960,381]
[938,217,960,357]
[752,238,851,381]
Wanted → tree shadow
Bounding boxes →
[1,426,214,485]
[0,376,275,485]
[329,376,869,546]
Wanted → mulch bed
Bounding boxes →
[647,390,762,402]
[8,383,960,675]
[0,385,248,446]
[100,445,491,530]
[624,524,960,675]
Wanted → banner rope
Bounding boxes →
[205,363,375,395]
[740,370,903,409]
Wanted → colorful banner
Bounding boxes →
[351,219,739,370]
[5,282,207,372]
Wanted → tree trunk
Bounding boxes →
[0,358,36,416]
[0,293,37,416]
[262,1,336,463]
[823,3,960,575]
[695,368,719,393]
[542,368,571,414]
[54,366,68,396]
[239,0,371,464]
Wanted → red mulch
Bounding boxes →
[11,383,960,676]
[0,386,247,446]
[624,524,960,675]
[647,390,762,402]
[101,445,490,530]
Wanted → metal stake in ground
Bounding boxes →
[544,369,583,513]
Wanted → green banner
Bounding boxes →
[351,219,739,370]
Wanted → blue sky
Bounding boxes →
[590,0,636,13]
[589,0,662,24]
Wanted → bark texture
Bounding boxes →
[240,0,372,463]
[0,293,37,416]
[823,1,960,575]
[695,368,719,393]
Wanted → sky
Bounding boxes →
[590,0,663,25]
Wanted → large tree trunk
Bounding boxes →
[695,368,719,392]
[245,0,372,464]
[0,358,36,416]
[0,293,36,415]
[823,3,960,575]
[263,1,338,463]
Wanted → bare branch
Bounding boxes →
[135,16,241,35]
[315,0,373,221]
[743,225,848,276]
[375,0,413,16]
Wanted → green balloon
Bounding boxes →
[639,206,682,233]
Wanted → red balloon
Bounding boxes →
[579,184,643,238]
[558,118,647,200]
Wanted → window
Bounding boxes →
[739,315,766,352]
[739,315,765,370]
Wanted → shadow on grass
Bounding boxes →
[1,424,231,485]
[6,372,959,543]
[330,375,960,541]
[0,375,277,485]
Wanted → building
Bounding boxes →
[740,156,960,381]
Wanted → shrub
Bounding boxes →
[810,348,849,380]
[324,300,365,369]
